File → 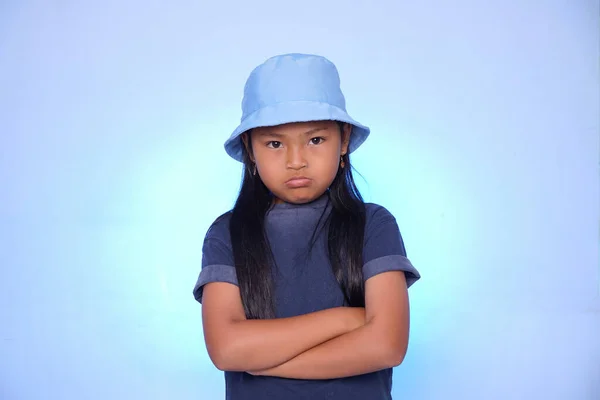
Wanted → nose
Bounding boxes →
[286,146,307,170]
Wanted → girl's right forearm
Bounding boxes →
[214,307,359,372]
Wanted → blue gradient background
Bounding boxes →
[1,1,598,399]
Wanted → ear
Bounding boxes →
[341,123,352,155]
[241,132,255,162]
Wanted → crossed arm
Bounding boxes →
[201,271,410,380]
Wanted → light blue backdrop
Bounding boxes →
[1,1,598,399]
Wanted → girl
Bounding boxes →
[193,53,420,400]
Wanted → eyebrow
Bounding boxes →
[256,127,329,138]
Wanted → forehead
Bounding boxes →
[253,121,338,137]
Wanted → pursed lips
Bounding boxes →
[286,176,310,183]
[285,176,312,188]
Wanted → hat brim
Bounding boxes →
[224,100,370,162]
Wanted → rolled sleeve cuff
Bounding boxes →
[363,255,420,288]
[193,264,239,303]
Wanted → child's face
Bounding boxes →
[246,121,351,204]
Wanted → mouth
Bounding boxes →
[285,176,312,188]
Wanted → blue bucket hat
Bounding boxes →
[224,53,370,162]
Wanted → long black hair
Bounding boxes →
[229,122,366,319]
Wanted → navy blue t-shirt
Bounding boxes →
[193,194,420,400]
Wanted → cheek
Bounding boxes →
[312,149,340,177]
[254,151,282,180]
[323,153,339,170]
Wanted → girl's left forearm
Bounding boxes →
[248,320,406,379]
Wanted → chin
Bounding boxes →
[278,190,320,204]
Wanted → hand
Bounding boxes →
[345,306,366,332]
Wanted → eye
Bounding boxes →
[267,141,282,149]
[310,137,325,145]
